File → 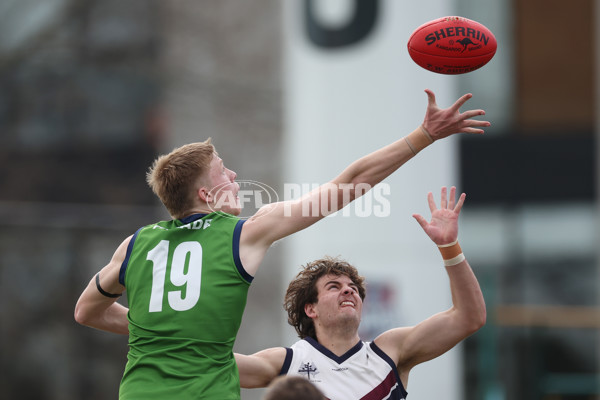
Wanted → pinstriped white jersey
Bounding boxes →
[280,337,407,400]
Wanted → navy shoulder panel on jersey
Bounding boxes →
[119,227,143,286]
[280,347,293,375]
[233,219,252,283]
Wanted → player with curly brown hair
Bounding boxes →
[236,187,486,400]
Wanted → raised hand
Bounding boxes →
[422,89,490,140]
[412,186,465,246]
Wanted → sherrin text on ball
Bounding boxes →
[407,16,497,75]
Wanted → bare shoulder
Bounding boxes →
[373,327,414,387]
[105,235,134,277]
[238,206,282,275]
[240,203,282,243]
[112,235,134,263]
[94,235,134,292]
[373,327,412,363]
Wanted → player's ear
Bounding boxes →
[304,303,317,319]
[198,186,212,203]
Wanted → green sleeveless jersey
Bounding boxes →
[118,212,251,400]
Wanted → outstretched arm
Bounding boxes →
[240,92,491,276]
[235,347,288,388]
[374,187,486,384]
[330,90,488,188]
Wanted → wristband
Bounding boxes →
[420,125,434,141]
[438,240,465,266]
[405,125,434,155]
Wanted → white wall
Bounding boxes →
[282,1,463,398]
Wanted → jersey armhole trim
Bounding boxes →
[279,348,293,375]
[233,219,253,283]
[369,342,408,398]
[119,227,143,286]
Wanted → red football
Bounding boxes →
[407,16,497,75]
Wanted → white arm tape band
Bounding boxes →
[443,253,466,267]
[438,239,458,248]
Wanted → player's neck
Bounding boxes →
[183,204,213,217]
[315,330,360,357]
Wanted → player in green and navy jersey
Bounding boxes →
[74,90,490,399]
[119,212,250,399]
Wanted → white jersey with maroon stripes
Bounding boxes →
[280,337,407,400]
